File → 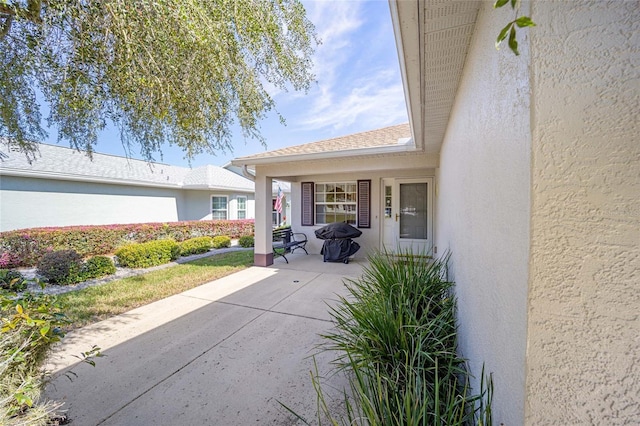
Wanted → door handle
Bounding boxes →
[395,213,399,222]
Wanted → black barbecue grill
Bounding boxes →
[314,222,362,264]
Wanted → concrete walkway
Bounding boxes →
[44,254,364,425]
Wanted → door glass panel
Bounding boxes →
[399,183,427,239]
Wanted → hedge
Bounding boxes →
[179,237,213,256]
[0,220,254,267]
[115,240,181,268]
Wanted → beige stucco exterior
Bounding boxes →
[233,0,639,423]
[435,1,532,423]
[526,0,640,423]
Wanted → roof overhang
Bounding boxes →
[232,138,416,167]
[389,0,480,154]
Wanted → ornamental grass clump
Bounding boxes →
[317,249,492,425]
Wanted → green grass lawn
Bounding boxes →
[57,250,254,330]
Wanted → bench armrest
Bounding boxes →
[292,232,307,243]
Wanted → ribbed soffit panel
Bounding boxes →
[422,1,479,151]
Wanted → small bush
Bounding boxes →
[238,235,254,248]
[0,269,28,292]
[37,250,83,285]
[81,256,116,280]
[179,237,212,256]
[115,240,180,268]
[212,235,231,249]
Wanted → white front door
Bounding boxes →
[382,178,433,253]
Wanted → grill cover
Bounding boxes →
[321,239,361,263]
[314,222,362,240]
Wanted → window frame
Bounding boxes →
[211,195,228,220]
[313,181,358,226]
[236,196,247,220]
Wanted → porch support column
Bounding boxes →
[253,173,273,267]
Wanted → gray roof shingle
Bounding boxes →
[0,142,254,192]
[234,123,411,162]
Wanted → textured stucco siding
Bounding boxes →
[526,1,640,423]
[0,176,184,231]
[435,2,531,424]
[182,190,255,221]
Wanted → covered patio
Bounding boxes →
[44,254,363,425]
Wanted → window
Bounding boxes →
[302,181,371,227]
[211,196,228,220]
[237,196,247,219]
[314,182,357,225]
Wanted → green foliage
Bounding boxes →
[494,0,536,56]
[0,220,255,267]
[80,256,116,280]
[0,269,27,292]
[36,249,83,285]
[178,237,213,256]
[1,0,317,162]
[0,291,69,423]
[315,250,492,425]
[238,235,255,248]
[115,240,180,268]
[211,236,231,249]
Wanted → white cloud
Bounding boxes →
[300,71,407,131]
[294,1,408,132]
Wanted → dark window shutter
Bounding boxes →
[301,182,314,226]
[357,180,371,228]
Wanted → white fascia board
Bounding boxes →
[181,184,254,192]
[389,0,423,151]
[0,169,183,189]
[232,140,417,167]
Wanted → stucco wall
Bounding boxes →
[435,2,531,424]
[0,176,185,231]
[526,0,640,423]
[289,169,433,257]
[182,190,255,221]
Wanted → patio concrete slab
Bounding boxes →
[44,254,359,425]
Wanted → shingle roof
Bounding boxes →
[234,123,412,162]
[0,142,254,192]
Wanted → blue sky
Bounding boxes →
[43,0,408,168]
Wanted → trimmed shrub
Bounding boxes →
[0,220,255,267]
[37,250,83,285]
[238,235,255,248]
[212,235,231,249]
[179,237,212,256]
[81,256,116,280]
[115,240,180,268]
[0,269,28,292]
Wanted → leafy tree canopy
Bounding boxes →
[0,0,317,161]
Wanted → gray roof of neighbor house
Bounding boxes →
[0,141,254,192]
[232,123,412,166]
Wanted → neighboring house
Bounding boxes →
[0,142,255,231]
[223,162,292,227]
[232,1,639,425]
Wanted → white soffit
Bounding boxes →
[393,0,480,153]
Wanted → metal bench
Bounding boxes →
[272,228,308,263]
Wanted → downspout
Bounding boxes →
[242,165,255,182]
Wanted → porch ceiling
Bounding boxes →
[391,0,480,153]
